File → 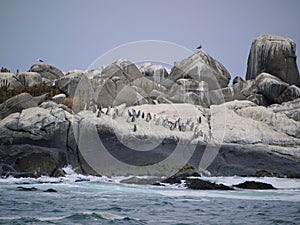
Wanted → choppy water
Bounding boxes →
[0,167,299,225]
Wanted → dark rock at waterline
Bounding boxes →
[233,181,276,190]
[44,188,57,192]
[161,164,200,184]
[246,34,300,86]
[185,178,234,190]
[120,177,163,185]
[16,186,38,191]
[15,186,58,192]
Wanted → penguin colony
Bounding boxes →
[94,104,207,140]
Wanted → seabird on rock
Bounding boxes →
[141,112,145,119]
[133,124,137,132]
[37,59,44,63]
[197,45,202,50]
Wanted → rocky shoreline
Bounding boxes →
[0,34,300,179]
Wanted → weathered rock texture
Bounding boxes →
[246,34,300,86]
[30,63,64,81]
[169,50,231,90]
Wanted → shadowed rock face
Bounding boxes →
[0,93,38,120]
[246,34,300,86]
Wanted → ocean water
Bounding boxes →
[0,168,299,225]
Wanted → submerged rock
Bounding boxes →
[246,34,300,86]
[233,181,276,190]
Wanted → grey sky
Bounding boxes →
[0,0,299,80]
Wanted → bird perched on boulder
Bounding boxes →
[197,45,202,50]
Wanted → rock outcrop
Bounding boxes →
[246,34,300,86]
[212,72,300,106]
[16,72,42,87]
[186,178,234,190]
[0,72,23,90]
[0,93,37,120]
[29,63,64,81]
[169,50,231,90]
[233,181,276,189]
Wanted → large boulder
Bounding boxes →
[56,70,86,97]
[246,34,300,86]
[16,72,42,87]
[211,73,300,106]
[169,50,231,90]
[269,98,300,121]
[0,72,23,90]
[0,106,83,177]
[185,178,233,190]
[29,63,64,81]
[233,181,276,189]
[0,93,37,120]
[140,62,169,84]
[101,59,143,82]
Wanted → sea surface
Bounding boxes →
[0,167,299,225]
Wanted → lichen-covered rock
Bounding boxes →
[169,50,231,90]
[246,34,300,86]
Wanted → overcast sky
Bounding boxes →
[1,0,299,80]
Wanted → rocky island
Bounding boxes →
[1,34,300,179]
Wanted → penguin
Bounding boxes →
[126,116,133,123]
[115,108,119,117]
[162,118,168,127]
[136,110,140,118]
[105,106,110,115]
[112,112,117,119]
[132,109,136,117]
[190,122,195,131]
[169,122,176,130]
[194,131,199,139]
[181,123,186,132]
[141,112,145,119]
[128,109,132,117]
[186,118,192,125]
[133,124,137,132]
[146,113,152,122]
[194,125,199,132]
[198,116,202,124]
[96,110,101,118]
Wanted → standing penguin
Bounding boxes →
[133,124,137,132]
